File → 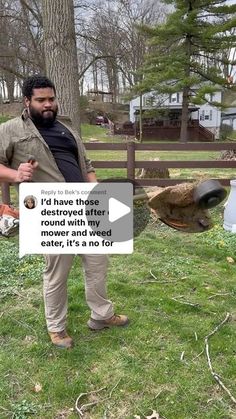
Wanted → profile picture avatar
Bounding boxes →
[24,195,37,209]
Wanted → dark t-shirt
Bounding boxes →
[36,121,84,182]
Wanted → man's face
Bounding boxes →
[25,87,58,127]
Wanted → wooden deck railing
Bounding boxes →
[113,120,215,141]
[1,141,236,203]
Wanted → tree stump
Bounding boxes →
[136,157,170,179]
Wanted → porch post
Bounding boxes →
[127,141,135,181]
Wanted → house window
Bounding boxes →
[144,95,155,107]
[200,110,205,121]
[206,93,214,102]
[204,110,212,121]
[169,93,179,103]
[200,110,212,121]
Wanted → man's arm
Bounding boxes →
[0,164,18,182]
[0,162,38,183]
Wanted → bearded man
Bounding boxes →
[0,75,128,348]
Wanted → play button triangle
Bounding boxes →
[108,197,131,223]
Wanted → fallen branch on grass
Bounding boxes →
[205,312,236,404]
[75,379,122,417]
[171,297,200,307]
[108,378,121,397]
[150,270,158,280]
[75,386,106,417]
[208,293,231,300]
[137,280,178,285]
[6,314,38,338]
[136,269,178,285]
[192,350,204,362]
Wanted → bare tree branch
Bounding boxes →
[205,313,236,404]
[19,0,42,26]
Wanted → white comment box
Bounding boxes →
[19,183,133,257]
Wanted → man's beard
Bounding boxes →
[29,104,58,127]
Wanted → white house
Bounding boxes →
[130,90,222,139]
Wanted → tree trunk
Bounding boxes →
[42,0,81,133]
[5,73,15,102]
[92,61,98,93]
[113,63,119,103]
[106,58,119,103]
[2,78,6,100]
[180,86,189,143]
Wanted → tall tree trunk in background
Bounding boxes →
[180,30,191,143]
[106,58,119,103]
[1,78,6,100]
[80,77,84,96]
[5,73,15,102]
[100,69,104,92]
[180,86,189,143]
[92,62,98,93]
[42,0,81,133]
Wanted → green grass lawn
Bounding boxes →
[1,208,236,419]
[1,122,236,418]
[0,115,11,124]
[81,124,110,142]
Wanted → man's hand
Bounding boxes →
[87,171,97,182]
[14,161,38,182]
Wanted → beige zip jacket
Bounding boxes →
[0,109,94,183]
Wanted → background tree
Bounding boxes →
[138,0,236,142]
[42,0,81,132]
[78,0,166,99]
[0,0,168,145]
[0,0,44,99]
[0,0,167,106]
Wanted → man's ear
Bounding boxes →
[24,97,30,108]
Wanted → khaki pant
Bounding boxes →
[43,254,114,332]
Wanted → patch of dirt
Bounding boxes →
[54,408,74,418]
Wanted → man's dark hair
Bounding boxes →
[22,75,56,99]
